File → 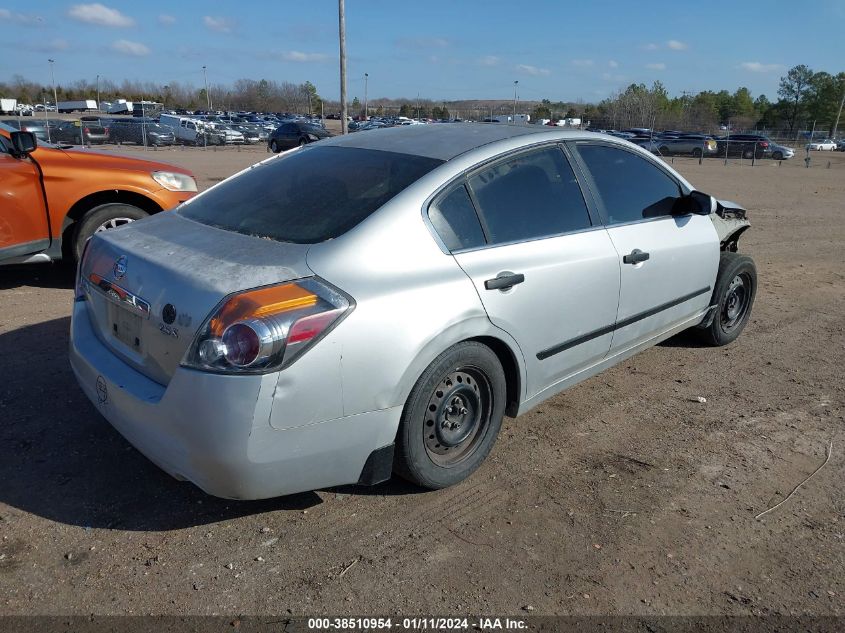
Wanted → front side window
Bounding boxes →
[576,144,681,225]
[467,146,592,245]
[180,146,443,244]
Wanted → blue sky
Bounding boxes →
[2,0,844,103]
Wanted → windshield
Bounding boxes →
[179,146,443,244]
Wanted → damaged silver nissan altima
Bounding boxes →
[70,124,756,499]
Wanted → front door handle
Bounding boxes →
[623,249,650,265]
[484,272,525,290]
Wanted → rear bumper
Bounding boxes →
[69,300,400,499]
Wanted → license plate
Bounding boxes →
[108,302,142,350]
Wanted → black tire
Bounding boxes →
[772,151,783,161]
[742,148,754,159]
[395,342,507,489]
[692,147,703,158]
[73,203,148,262]
[299,137,308,147]
[659,146,670,155]
[270,140,280,153]
[696,252,757,346]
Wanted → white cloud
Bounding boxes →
[642,43,659,50]
[571,59,594,67]
[0,9,44,25]
[667,39,688,50]
[158,14,176,26]
[478,55,500,67]
[280,51,330,63]
[646,62,666,70]
[740,61,784,73]
[203,15,235,33]
[608,60,619,68]
[111,39,150,56]
[516,64,550,76]
[68,3,133,27]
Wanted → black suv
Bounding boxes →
[268,121,331,153]
[715,134,773,159]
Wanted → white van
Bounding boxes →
[159,114,224,145]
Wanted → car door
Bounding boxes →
[570,142,719,355]
[0,135,50,261]
[431,145,622,401]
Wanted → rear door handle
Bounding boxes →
[623,249,650,265]
[484,272,525,290]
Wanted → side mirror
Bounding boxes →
[672,190,714,216]
[10,131,38,156]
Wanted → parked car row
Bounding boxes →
[585,128,801,160]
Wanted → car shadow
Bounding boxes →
[0,316,322,531]
[658,329,709,348]
[0,263,75,290]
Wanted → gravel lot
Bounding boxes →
[1,143,843,617]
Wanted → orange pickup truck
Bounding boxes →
[0,122,197,265]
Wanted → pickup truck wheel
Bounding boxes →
[270,140,280,153]
[73,203,148,262]
[395,342,506,489]
[697,252,757,346]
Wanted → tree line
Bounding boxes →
[2,64,841,135]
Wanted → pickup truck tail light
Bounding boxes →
[182,278,353,374]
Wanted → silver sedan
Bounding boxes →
[70,125,757,499]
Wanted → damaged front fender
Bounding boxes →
[711,198,750,251]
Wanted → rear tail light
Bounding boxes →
[760,141,769,148]
[183,278,353,374]
[104,127,109,134]
[83,127,91,134]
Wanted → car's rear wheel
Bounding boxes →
[692,147,703,158]
[395,342,506,489]
[299,137,308,147]
[697,252,757,346]
[73,203,149,262]
[742,148,754,159]
[659,146,670,155]
[773,151,783,160]
[270,140,280,153]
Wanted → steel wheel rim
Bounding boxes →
[94,217,135,233]
[423,367,492,467]
[721,273,751,331]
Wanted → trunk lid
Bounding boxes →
[80,212,313,386]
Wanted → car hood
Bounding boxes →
[32,145,193,176]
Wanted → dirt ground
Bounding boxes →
[0,143,843,618]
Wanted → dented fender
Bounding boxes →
[710,198,750,250]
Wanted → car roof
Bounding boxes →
[319,123,601,161]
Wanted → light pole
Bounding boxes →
[364,72,368,120]
[48,59,58,114]
[96,74,100,111]
[163,84,169,110]
[513,80,518,123]
[202,65,211,111]
[338,0,348,134]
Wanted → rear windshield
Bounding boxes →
[179,145,443,243]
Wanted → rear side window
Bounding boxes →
[576,144,681,225]
[180,146,443,243]
[428,184,485,251]
[468,146,592,245]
